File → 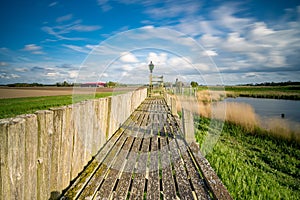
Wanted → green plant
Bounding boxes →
[0,93,113,119]
[195,116,300,199]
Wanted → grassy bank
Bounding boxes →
[195,117,300,199]
[0,93,113,119]
[225,86,300,100]
[197,85,300,100]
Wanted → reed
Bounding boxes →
[176,90,300,143]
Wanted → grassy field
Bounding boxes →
[0,93,113,119]
[225,86,300,100]
[195,117,300,199]
[197,85,300,100]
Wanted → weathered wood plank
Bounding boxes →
[61,97,230,200]
[77,132,128,199]
[169,138,194,199]
[189,142,233,200]
[176,138,210,199]
[113,112,148,199]
[160,137,177,199]
[147,136,160,199]
[113,137,142,199]
[62,122,126,198]
[95,136,134,199]
[129,137,150,199]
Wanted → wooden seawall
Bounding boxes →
[0,89,147,199]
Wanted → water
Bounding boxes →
[225,97,300,124]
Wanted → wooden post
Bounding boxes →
[182,108,195,144]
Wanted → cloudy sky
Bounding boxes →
[0,0,299,85]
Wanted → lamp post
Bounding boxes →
[148,61,154,96]
[149,61,154,73]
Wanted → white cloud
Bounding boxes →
[23,44,45,54]
[175,17,221,37]
[62,44,90,54]
[167,56,192,68]
[72,25,101,32]
[199,34,222,48]
[97,0,112,12]
[212,3,252,32]
[48,1,58,7]
[0,73,20,79]
[251,22,275,36]
[0,62,7,66]
[15,68,29,72]
[222,32,258,53]
[56,14,73,23]
[23,44,42,51]
[242,72,258,78]
[68,71,78,79]
[101,73,108,77]
[45,72,60,77]
[144,0,201,19]
[120,52,139,63]
[268,52,286,67]
[42,19,101,41]
[195,63,211,72]
[147,52,168,65]
[203,50,218,57]
[121,71,129,77]
[31,51,44,55]
[85,44,98,50]
[11,74,20,78]
[121,64,134,71]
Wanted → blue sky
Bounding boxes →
[0,0,299,85]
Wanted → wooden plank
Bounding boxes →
[129,137,150,199]
[169,138,194,199]
[113,137,142,198]
[77,132,128,199]
[160,137,177,199]
[153,110,160,136]
[62,98,227,200]
[62,118,128,198]
[148,112,154,133]
[113,112,147,198]
[141,112,149,128]
[167,113,181,137]
[176,139,211,199]
[147,136,160,199]
[189,142,233,200]
[122,109,143,133]
[95,136,134,199]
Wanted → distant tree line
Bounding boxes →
[106,81,118,87]
[5,81,123,88]
[56,81,74,87]
[190,81,199,87]
[7,82,44,87]
[239,81,300,86]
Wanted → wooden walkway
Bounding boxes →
[61,97,232,200]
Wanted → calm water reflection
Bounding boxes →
[225,97,300,123]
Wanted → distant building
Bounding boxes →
[81,82,106,87]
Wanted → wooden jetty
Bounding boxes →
[61,97,232,200]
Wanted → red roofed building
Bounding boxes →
[81,82,106,87]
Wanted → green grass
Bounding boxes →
[225,85,300,93]
[195,117,300,200]
[225,86,300,100]
[196,85,300,100]
[0,93,114,119]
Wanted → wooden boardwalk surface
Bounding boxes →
[61,97,232,200]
